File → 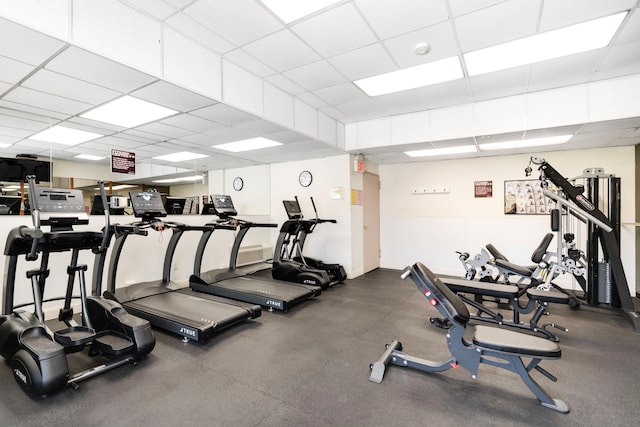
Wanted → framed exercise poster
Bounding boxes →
[504,179,554,215]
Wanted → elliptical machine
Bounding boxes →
[272,197,338,289]
[284,197,346,283]
[0,177,155,397]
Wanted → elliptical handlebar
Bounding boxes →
[25,175,41,261]
[95,181,111,254]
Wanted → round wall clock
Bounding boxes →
[299,170,313,187]
[233,176,244,191]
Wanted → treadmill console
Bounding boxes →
[129,191,167,219]
[282,200,302,220]
[211,195,238,219]
[35,188,89,225]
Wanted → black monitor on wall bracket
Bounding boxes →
[0,157,51,183]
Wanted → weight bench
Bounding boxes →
[369,262,569,413]
[436,276,569,341]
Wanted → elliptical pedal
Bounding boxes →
[91,331,135,356]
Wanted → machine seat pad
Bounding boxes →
[443,277,519,299]
[494,259,536,277]
[473,325,561,358]
[526,288,569,304]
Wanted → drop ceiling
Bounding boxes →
[0,0,639,180]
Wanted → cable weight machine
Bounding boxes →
[526,157,639,331]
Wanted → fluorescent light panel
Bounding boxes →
[28,126,103,145]
[261,0,341,23]
[214,137,282,152]
[153,175,204,184]
[92,184,136,191]
[405,145,477,158]
[74,154,105,161]
[0,143,10,148]
[465,11,628,76]
[479,135,572,150]
[80,96,178,128]
[152,151,209,162]
[354,56,464,97]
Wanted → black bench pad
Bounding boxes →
[473,325,561,358]
[442,277,519,299]
[494,259,536,277]
[526,288,570,304]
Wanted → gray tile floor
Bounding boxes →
[1,268,639,426]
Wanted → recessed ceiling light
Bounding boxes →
[80,95,178,128]
[152,151,209,162]
[74,154,105,161]
[464,11,628,76]
[213,137,282,152]
[153,175,204,183]
[92,184,137,191]
[404,145,477,157]
[354,56,464,97]
[261,0,341,23]
[478,135,572,150]
[28,126,104,145]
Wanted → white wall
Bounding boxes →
[378,146,636,294]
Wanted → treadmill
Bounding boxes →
[189,194,321,312]
[93,191,261,343]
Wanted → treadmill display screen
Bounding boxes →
[211,195,238,217]
[129,191,167,218]
[283,200,302,219]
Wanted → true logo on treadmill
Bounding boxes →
[179,327,197,337]
[266,300,282,308]
[303,279,316,285]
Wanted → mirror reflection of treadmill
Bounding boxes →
[95,191,261,342]
[189,194,321,312]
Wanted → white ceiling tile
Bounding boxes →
[0,17,66,66]
[264,74,306,95]
[291,3,378,57]
[383,21,459,67]
[313,83,368,105]
[183,0,283,46]
[165,13,235,54]
[119,130,163,143]
[0,113,49,131]
[224,49,276,78]
[448,0,505,17]
[283,61,347,91]
[135,122,194,138]
[267,130,310,144]
[295,92,329,109]
[45,46,156,93]
[235,118,287,135]
[468,67,530,100]
[454,0,541,52]
[528,50,603,92]
[191,103,258,126]
[242,29,321,72]
[0,81,10,93]
[595,40,640,79]
[120,0,179,21]
[0,56,35,85]
[616,8,640,44]
[66,116,126,133]
[416,79,473,109]
[328,43,397,80]
[3,87,93,115]
[0,134,20,145]
[131,80,215,112]
[22,69,120,105]
[0,124,34,138]
[160,113,224,133]
[539,0,636,31]
[0,100,70,121]
[82,136,146,150]
[206,126,255,144]
[355,0,448,39]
